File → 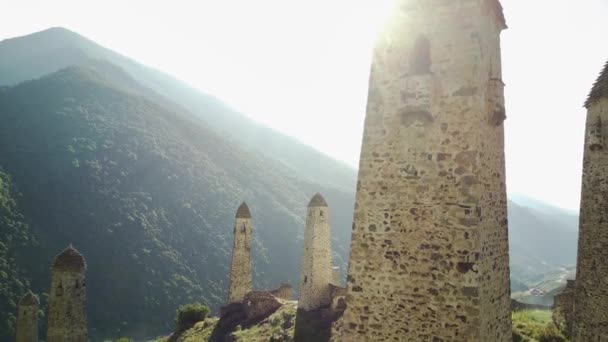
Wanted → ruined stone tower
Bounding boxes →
[228,202,253,303]
[572,59,608,342]
[16,291,39,342]
[47,245,87,342]
[298,193,333,311]
[553,279,575,338]
[340,1,511,341]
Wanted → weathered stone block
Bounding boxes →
[243,291,282,321]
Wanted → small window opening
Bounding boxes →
[411,35,431,75]
[304,276,308,284]
[241,223,246,232]
[320,210,324,217]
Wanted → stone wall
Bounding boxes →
[269,283,294,301]
[47,246,87,342]
[329,284,347,311]
[16,291,39,342]
[340,1,511,341]
[553,280,575,338]
[572,91,608,341]
[243,291,282,321]
[228,202,253,303]
[298,194,333,311]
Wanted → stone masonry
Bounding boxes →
[572,59,608,342]
[16,291,39,342]
[47,245,87,342]
[228,202,253,303]
[340,1,512,341]
[553,280,575,338]
[269,283,294,301]
[298,193,334,311]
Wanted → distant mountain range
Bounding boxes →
[0,28,579,340]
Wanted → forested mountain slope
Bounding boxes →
[0,27,358,193]
[0,63,354,340]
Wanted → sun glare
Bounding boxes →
[355,0,397,48]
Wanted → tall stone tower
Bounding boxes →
[47,245,87,342]
[15,291,39,342]
[572,59,608,341]
[298,193,333,311]
[341,1,511,341]
[228,202,253,303]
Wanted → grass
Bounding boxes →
[170,301,297,342]
[512,310,568,342]
[230,301,297,341]
[175,317,219,342]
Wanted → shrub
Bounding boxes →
[512,310,569,342]
[175,303,210,332]
[538,324,567,342]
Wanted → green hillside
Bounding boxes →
[0,62,354,340]
[0,170,37,338]
[0,27,358,193]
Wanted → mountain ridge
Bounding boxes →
[0,27,358,193]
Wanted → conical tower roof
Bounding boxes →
[308,193,328,207]
[492,0,507,29]
[585,59,608,108]
[53,245,86,272]
[236,202,251,218]
[19,291,39,306]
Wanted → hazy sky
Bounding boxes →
[2,0,608,210]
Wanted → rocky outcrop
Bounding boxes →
[243,291,282,321]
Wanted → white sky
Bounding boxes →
[2,0,607,210]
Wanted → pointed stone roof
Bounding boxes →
[53,245,86,272]
[236,202,251,218]
[19,291,39,306]
[585,59,608,108]
[489,0,507,29]
[308,193,328,207]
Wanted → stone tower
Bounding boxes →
[298,193,333,311]
[572,59,608,341]
[15,291,39,342]
[47,245,87,342]
[553,279,575,338]
[228,202,253,303]
[340,1,511,341]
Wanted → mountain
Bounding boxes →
[507,199,578,286]
[0,27,358,193]
[0,61,355,340]
[0,28,581,340]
